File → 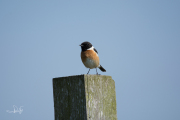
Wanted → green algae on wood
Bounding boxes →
[53,74,117,120]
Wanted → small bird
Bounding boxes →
[80,41,106,74]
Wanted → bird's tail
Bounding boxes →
[98,65,106,72]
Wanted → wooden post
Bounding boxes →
[53,74,117,120]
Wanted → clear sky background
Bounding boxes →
[0,0,180,120]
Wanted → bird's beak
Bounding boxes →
[79,45,82,46]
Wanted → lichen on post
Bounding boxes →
[53,74,117,120]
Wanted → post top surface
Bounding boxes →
[53,74,112,79]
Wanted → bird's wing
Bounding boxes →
[93,48,98,54]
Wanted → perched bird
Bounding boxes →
[80,41,106,74]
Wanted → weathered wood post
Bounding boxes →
[53,74,117,120]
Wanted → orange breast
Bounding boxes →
[81,50,100,69]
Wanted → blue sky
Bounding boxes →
[0,0,180,120]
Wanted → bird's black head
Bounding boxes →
[80,41,93,51]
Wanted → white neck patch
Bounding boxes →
[87,46,94,50]
[87,46,98,56]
